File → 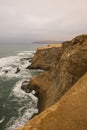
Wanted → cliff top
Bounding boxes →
[37,43,62,50]
[17,34,87,130]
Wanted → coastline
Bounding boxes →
[17,34,87,130]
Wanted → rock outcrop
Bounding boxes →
[18,73,87,130]
[28,34,87,110]
[17,72,87,130]
[17,34,87,130]
[28,43,62,70]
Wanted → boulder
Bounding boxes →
[15,67,20,73]
[21,81,30,93]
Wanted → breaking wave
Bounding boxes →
[0,51,34,79]
[6,80,38,130]
[0,51,39,130]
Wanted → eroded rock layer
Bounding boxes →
[29,34,87,110]
[18,73,87,130]
[17,34,87,130]
[28,43,62,70]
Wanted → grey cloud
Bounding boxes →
[0,0,87,43]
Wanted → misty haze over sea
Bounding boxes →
[0,43,49,58]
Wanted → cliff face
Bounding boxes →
[17,34,87,130]
[29,34,87,110]
[28,43,62,70]
[18,73,87,130]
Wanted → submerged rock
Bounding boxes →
[26,65,40,70]
[2,69,9,73]
[21,81,40,97]
[15,67,20,74]
[4,70,8,73]
[21,81,30,93]
[20,57,32,61]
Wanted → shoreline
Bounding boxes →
[18,34,87,130]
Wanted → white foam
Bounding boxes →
[6,80,38,130]
[0,51,34,80]
[10,80,38,102]
[6,108,38,130]
[0,50,39,130]
[10,80,29,98]
[17,51,34,57]
[0,116,5,123]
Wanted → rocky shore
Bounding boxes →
[17,34,87,130]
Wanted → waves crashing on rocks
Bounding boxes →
[0,51,39,130]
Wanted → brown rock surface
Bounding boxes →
[28,43,62,70]
[18,72,87,130]
[17,34,87,130]
[29,34,87,110]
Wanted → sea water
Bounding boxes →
[0,43,47,130]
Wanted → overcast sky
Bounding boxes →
[0,0,87,43]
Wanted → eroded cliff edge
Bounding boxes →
[17,34,87,130]
[27,43,62,70]
[28,34,87,110]
[18,73,87,130]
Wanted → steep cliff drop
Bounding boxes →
[27,43,62,70]
[18,73,87,130]
[17,34,87,130]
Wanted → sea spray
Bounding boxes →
[6,80,38,130]
[0,51,39,130]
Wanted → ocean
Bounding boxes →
[0,43,47,130]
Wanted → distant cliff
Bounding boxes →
[32,40,62,44]
[17,34,87,130]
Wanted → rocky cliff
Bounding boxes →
[18,72,87,130]
[28,43,62,70]
[28,34,87,110]
[17,34,87,130]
